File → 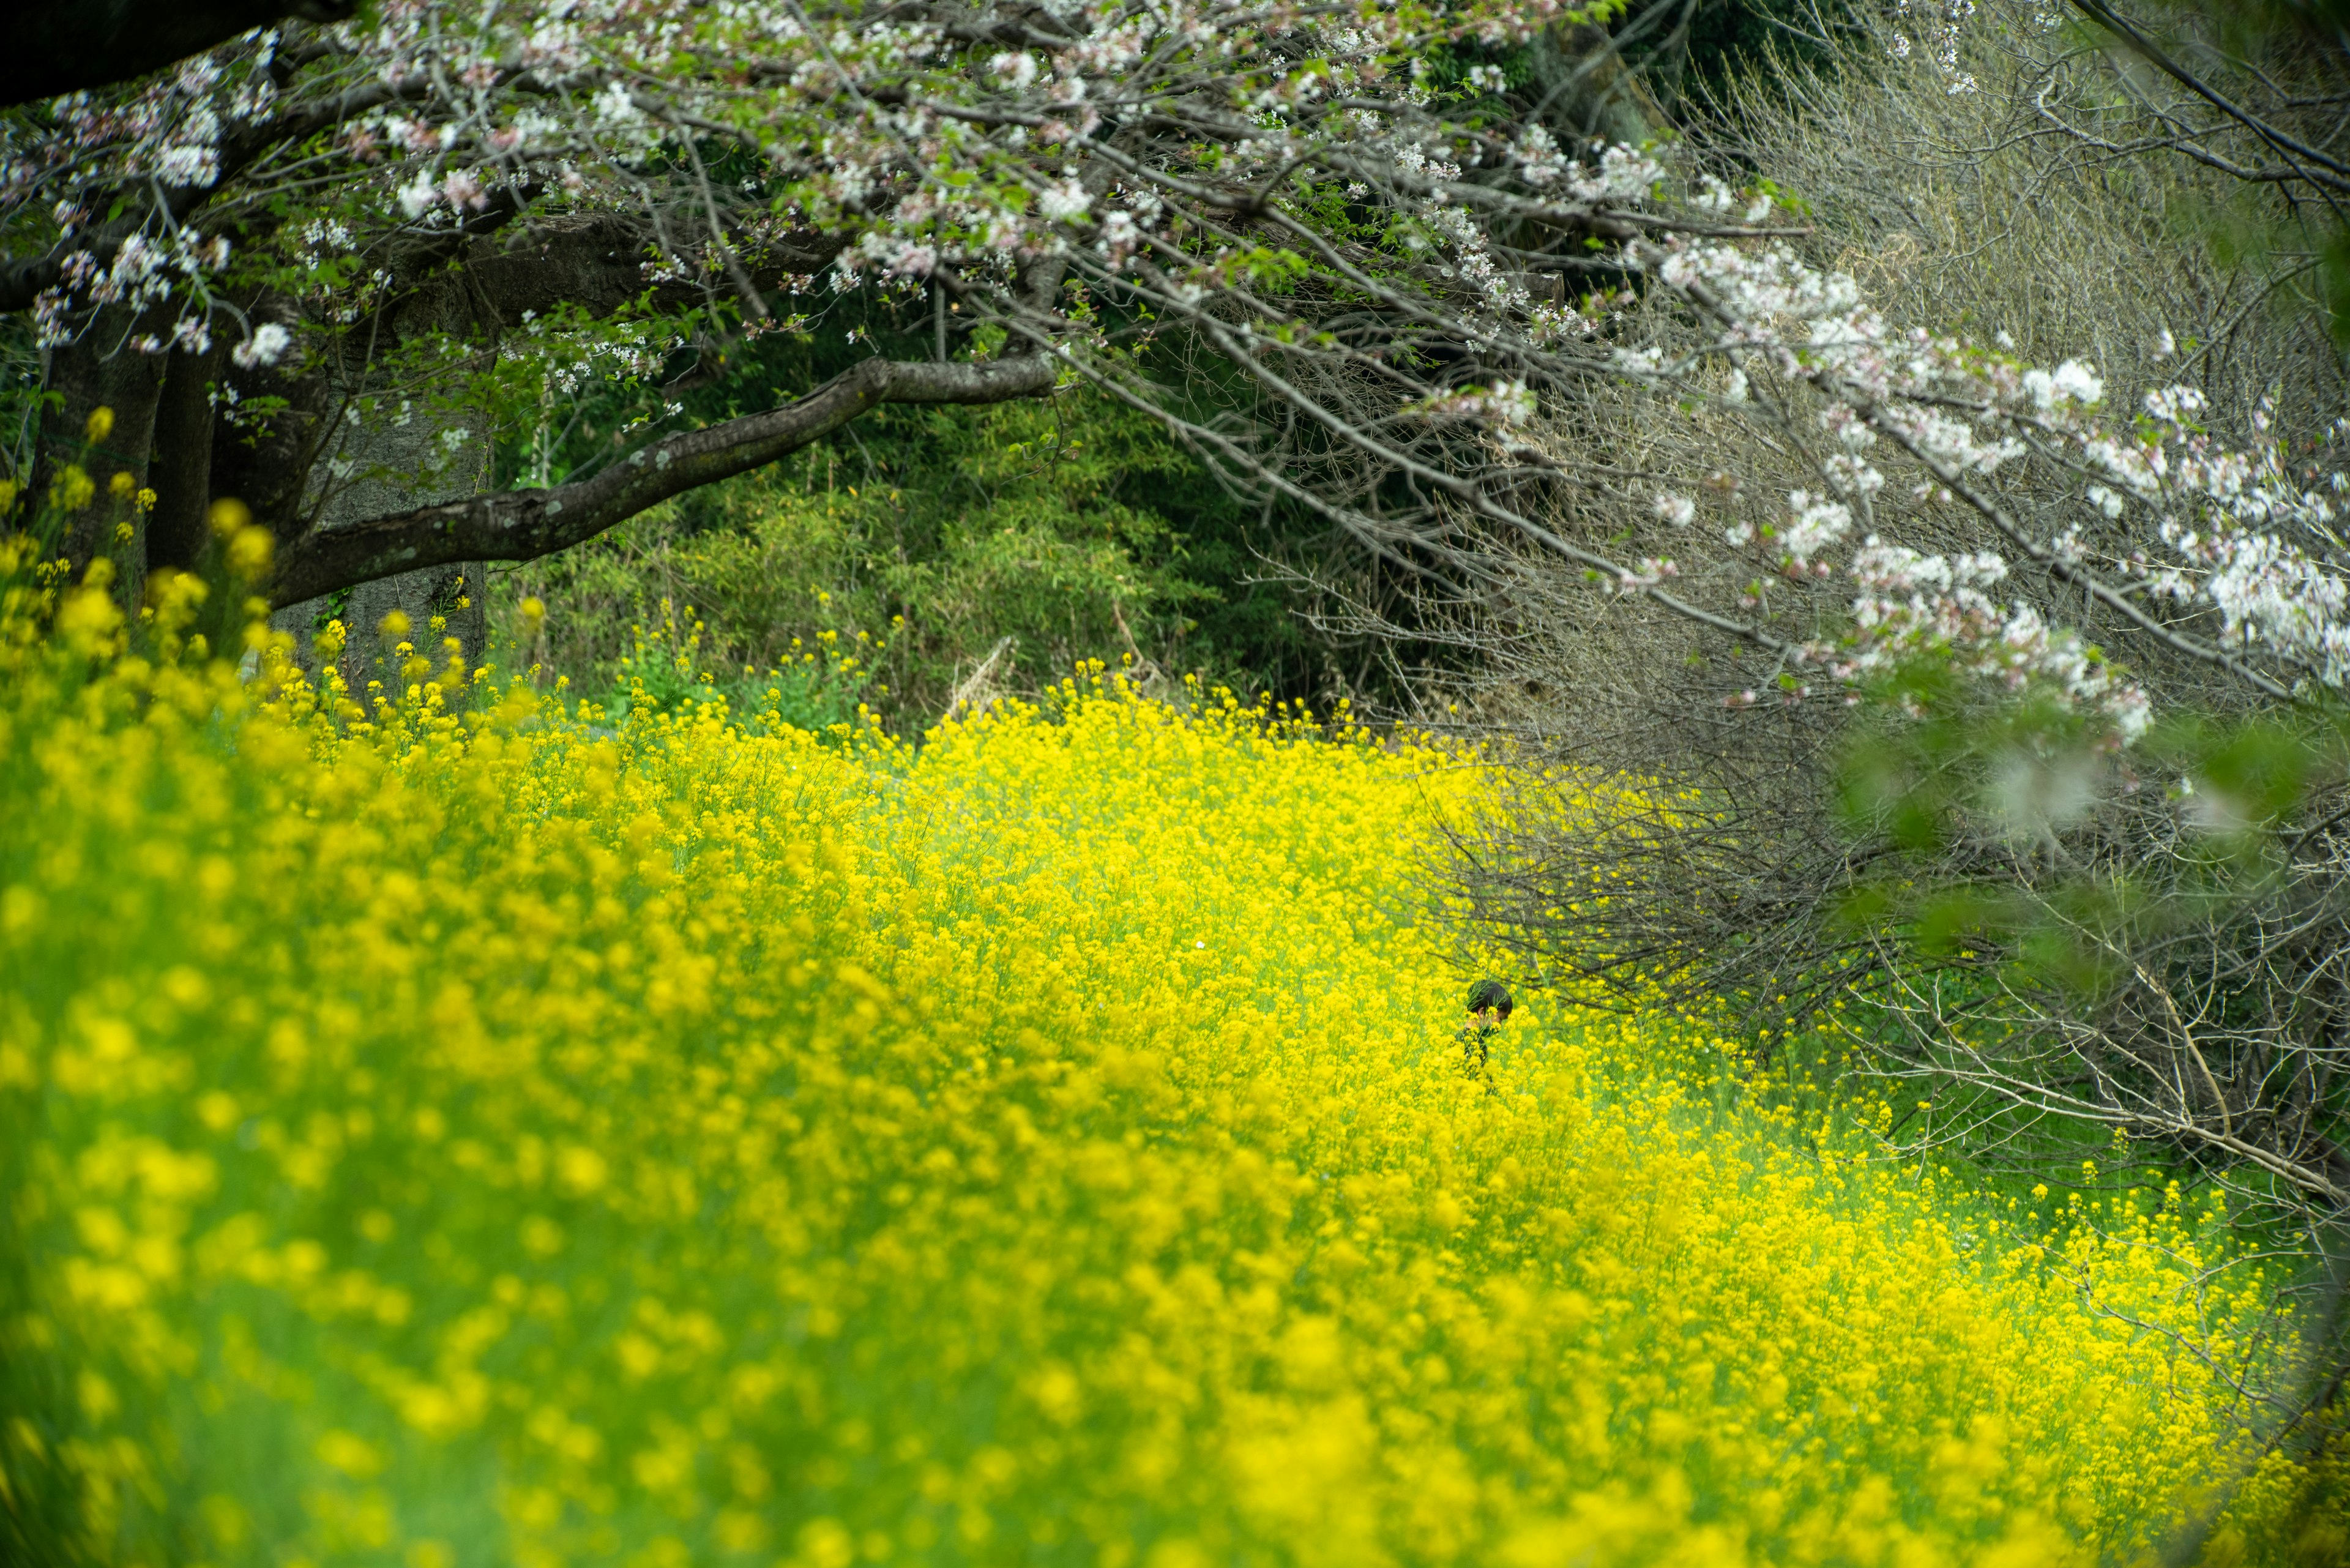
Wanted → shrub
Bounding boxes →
[488,390,1302,728]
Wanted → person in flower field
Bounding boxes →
[1461,979,1513,1073]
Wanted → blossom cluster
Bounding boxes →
[1408,377,1537,426]
[1837,538,2152,740]
[1633,226,2350,738]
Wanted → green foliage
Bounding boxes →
[1832,665,2350,996]
[601,598,873,737]
[493,381,1330,724]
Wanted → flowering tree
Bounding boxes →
[0,0,1701,646]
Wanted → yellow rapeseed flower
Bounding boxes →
[0,625,2336,1567]
[224,525,274,580]
[206,496,253,539]
[51,463,95,512]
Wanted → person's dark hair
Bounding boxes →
[1466,979,1513,1018]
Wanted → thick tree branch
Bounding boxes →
[267,355,1058,608]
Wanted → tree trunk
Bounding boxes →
[1530,23,1665,151]
[33,313,166,604]
[271,405,490,704]
[146,342,220,575]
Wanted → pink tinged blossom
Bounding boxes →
[1778,490,1852,566]
[1838,539,2144,743]
[231,322,293,368]
[2146,384,2206,425]
[1037,179,1090,223]
[1819,404,1877,450]
[1823,454,1884,496]
[1513,124,1566,187]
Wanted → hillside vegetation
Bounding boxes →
[0,573,2337,1566]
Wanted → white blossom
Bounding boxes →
[396,174,439,219]
[155,145,218,187]
[2021,359,2103,410]
[1037,178,1090,222]
[230,322,293,368]
[1780,490,1853,566]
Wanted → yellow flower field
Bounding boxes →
[0,579,2330,1566]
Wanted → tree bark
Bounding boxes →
[32,313,168,603]
[1528,22,1665,151]
[147,342,222,575]
[271,401,491,697]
